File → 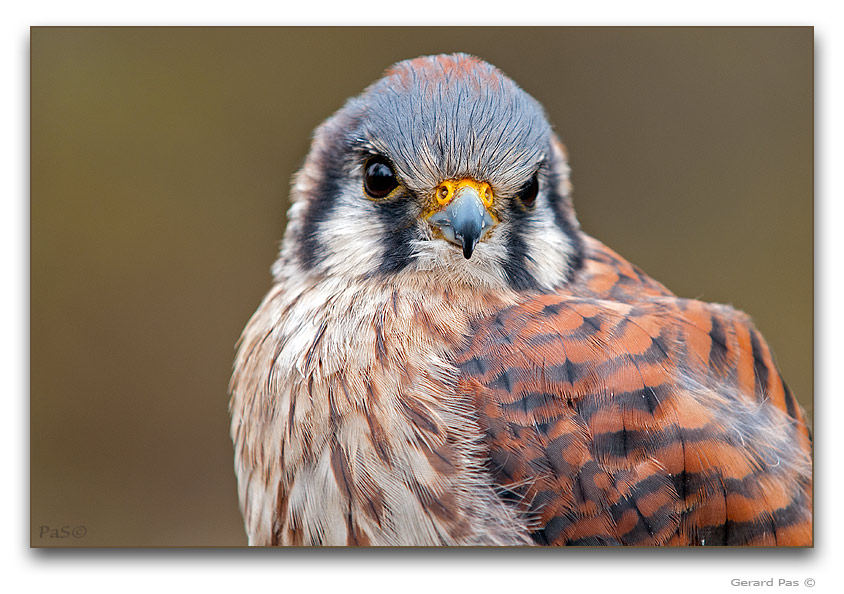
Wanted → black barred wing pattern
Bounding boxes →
[457,288,812,546]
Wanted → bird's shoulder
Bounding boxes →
[455,236,812,545]
[570,234,674,302]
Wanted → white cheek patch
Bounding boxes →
[317,192,387,277]
[519,202,575,290]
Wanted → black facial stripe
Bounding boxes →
[501,208,542,291]
[373,189,419,276]
[543,166,584,281]
[297,124,361,271]
[499,159,584,291]
[297,168,343,271]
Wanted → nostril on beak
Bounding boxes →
[429,186,495,259]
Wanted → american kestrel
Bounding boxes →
[229,53,812,546]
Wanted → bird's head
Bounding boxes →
[279,53,584,292]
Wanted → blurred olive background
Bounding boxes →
[31,27,812,547]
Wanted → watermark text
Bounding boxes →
[38,525,87,539]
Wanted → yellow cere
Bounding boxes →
[435,178,494,208]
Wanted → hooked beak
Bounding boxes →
[428,179,496,259]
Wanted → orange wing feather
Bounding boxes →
[457,237,812,545]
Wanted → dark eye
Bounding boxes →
[517,173,539,208]
[363,156,399,199]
